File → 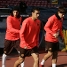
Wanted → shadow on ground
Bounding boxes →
[57,64,67,67]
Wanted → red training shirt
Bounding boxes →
[5,15,22,40]
[44,14,63,42]
[20,17,41,49]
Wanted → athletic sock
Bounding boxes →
[40,59,45,65]
[2,54,7,67]
[21,62,24,67]
[2,65,5,67]
[52,64,56,67]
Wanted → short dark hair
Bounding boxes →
[58,6,66,14]
[31,7,40,13]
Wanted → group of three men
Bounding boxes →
[2,6,66,67]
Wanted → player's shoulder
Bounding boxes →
[7,15,13,20]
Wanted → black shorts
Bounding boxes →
[4,39,20,55]
[45,41,59,52]
[19,46,38,58]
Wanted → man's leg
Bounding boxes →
[2,53,7,67]
[52,51,58,67]
[31,53,39,67]
[17,51,24,67]
[14,54,24,67]
[40,51,52,67]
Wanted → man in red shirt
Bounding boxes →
[14,7,41,67]
[2,6,24,67]
[40,6,66,67]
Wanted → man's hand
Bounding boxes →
[53,32,59,38]
[24,46,27,49]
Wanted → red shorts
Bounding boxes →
[4,39,20,55]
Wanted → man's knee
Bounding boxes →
[18,56,24,63]
[32,53,39,62]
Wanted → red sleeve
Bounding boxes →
[36,21,41,44]
[44,17,54,35]
[20,19,28,45]
[20,16,23,25]
[7,16,20,33]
